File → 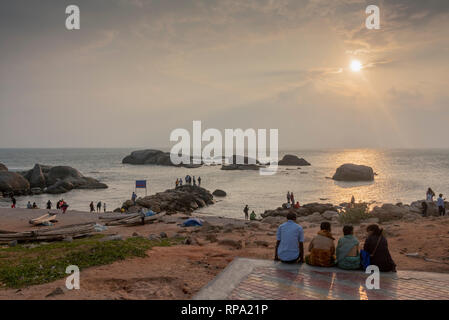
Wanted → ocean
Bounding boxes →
[1,148,449,219]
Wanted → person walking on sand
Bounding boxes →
[426,188,435,201]
[198,176,201,186]
[287,191,291,204]
[11,195,16,209]
[437,194,446,216]
[244,205,249,220]
[97,201,102,213]
[61,201,69,214]
[46,200,52,210]
[103,202,107,213]
[90,201,95,213]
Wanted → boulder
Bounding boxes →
[304,212,323,223]
[332,164,374,181]
[370,204,410,222]
[46,180,74,194]
[278,155,311,166]
[212,189,227,197]
[322,210,339,220]
[122,149,200,168]
[0,171,30,195]
[29,164,46,188]
[0,163,7,171]
[218,239,242,249]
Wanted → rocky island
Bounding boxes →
[122,149,201,168]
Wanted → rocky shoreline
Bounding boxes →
[0,163,107,196]
[260,200,449,225]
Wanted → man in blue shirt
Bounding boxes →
[437,194,446,216]
[275,213,304,263]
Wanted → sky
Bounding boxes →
[0,0,448,149]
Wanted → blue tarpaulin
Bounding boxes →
[182,218,203,227]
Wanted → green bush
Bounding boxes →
[338,203,370,225]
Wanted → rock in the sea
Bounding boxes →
[130,185,214,214]
[278,155,311,166]
[122,149,201,168]
[221,164,262,171]
[332,163,374,182]
[0,171,30,195]
[17,164,107,195]
[0,163,8,171]
[212,189,227,197]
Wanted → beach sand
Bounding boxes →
[0,207,449,300]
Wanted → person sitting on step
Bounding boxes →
[306,222,336,267]
[336,225,361,270]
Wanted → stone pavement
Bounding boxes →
[194,258,449,300]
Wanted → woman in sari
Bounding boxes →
[336,225,361,270]
[363,224,396,272]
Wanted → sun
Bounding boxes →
[350,60,362,72]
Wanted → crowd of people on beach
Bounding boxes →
[176,175,202,187]
[275,213,397,272]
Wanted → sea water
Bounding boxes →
[1,148,448,219]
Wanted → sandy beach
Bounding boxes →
[1,207,448,300]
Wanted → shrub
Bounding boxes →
[338,203,370,225]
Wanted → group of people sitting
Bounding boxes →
[275,213,396,272]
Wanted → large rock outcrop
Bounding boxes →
[15,164,108,195]
[0,163,8,171]
[332,163,374,182]
[261,202,339,219]
[0,171,30,195]
[122,149,201,168]
[221,164,262,171]
[278,155,311,166]
[121,185,214,214]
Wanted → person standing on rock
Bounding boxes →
[46,200,52,210]
[103,202,107,213]
[275,212,304,264]
[244,205,249,220]
[179,178,183,186]
[175,178,179,187]
[426,188,435,201]
[89,201,95,213]
[291,192,295,205]
[287,191,291,204]
[132,192,137,205]
[193,176,197,186]
[437,194,446,216]
[198,176,201,186]
[11,195,16,209]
